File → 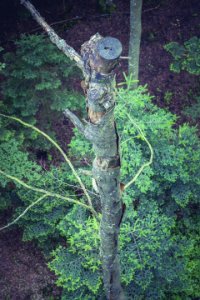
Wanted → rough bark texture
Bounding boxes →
[66,34,125,299]
[20,1,124,298]
[83,34,124,300]
[129,0,143,88]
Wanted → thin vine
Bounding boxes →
[0,113,98,218]
[0,194,48,231]
[124,113,154,190]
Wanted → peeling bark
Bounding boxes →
[81,34,124,299]
[20,2,125,298]
[66,34,125,299]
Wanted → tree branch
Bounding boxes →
[64,109,85,134]
[20,0,84,73]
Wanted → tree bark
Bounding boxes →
[66,34,125,299]
[128,0,143,89]
[20,1,125,298]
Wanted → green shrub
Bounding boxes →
[49,85,200,298]
[164,37,200,124]
[164,36,200,75]
[1,83,199,299]
[183,95,200,122]
[0,47,5,71]
[0,137,78,250]
[98,0,116,13]
[164,90,173,105]
[1,34,83,150]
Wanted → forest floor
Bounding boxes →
[0,0,199,299]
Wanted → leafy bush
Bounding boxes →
[1,83,199,299]
[164,36,200,75]
[49,85,200,298]
[0,47,5,71]
[0,136,78,250]
[1,34,83,149]
[98,0,116,13]
[183,95,200,122]
[165,37,200,124]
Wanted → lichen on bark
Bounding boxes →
[80,34,124,299]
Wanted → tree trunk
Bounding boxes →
[20,2,125,298]
[81,34,125,300]
[66,34,125,299]
[128,0,143,89]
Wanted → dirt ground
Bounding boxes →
[0,210,61,299]
[0,0,199,299]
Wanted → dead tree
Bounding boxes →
[20,1,125,299]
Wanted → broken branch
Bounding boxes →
[20,0,84,72]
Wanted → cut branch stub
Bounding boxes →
[96,37,122,74]
[88,36,122,75]
[97,37,122,60]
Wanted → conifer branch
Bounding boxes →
[64,109,85,134]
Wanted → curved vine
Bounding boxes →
[0,113,98,219]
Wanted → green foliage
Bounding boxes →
[115,85,200,208]
[163,90,173,105]
[165,37,200,126]
[120,201,189,299]
[49,84,200,299]
[49,206,102,298]
[1,34,83,149]
[183,95,200,122]
[0,136,78,247]
[164,36,200,75]
[174,213,200,299]
[1,80,200,298]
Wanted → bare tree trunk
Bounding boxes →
[129,0,143,89]
[86,36,124,300]
[66,34,125,300]
[20,1,125,298]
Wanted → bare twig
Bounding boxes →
[64,109,85,134]
[28,16,82,33]
[143,4,160,14]
[120,56,130,60]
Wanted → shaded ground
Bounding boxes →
[0,0,199,299]
[0,211,61,300]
